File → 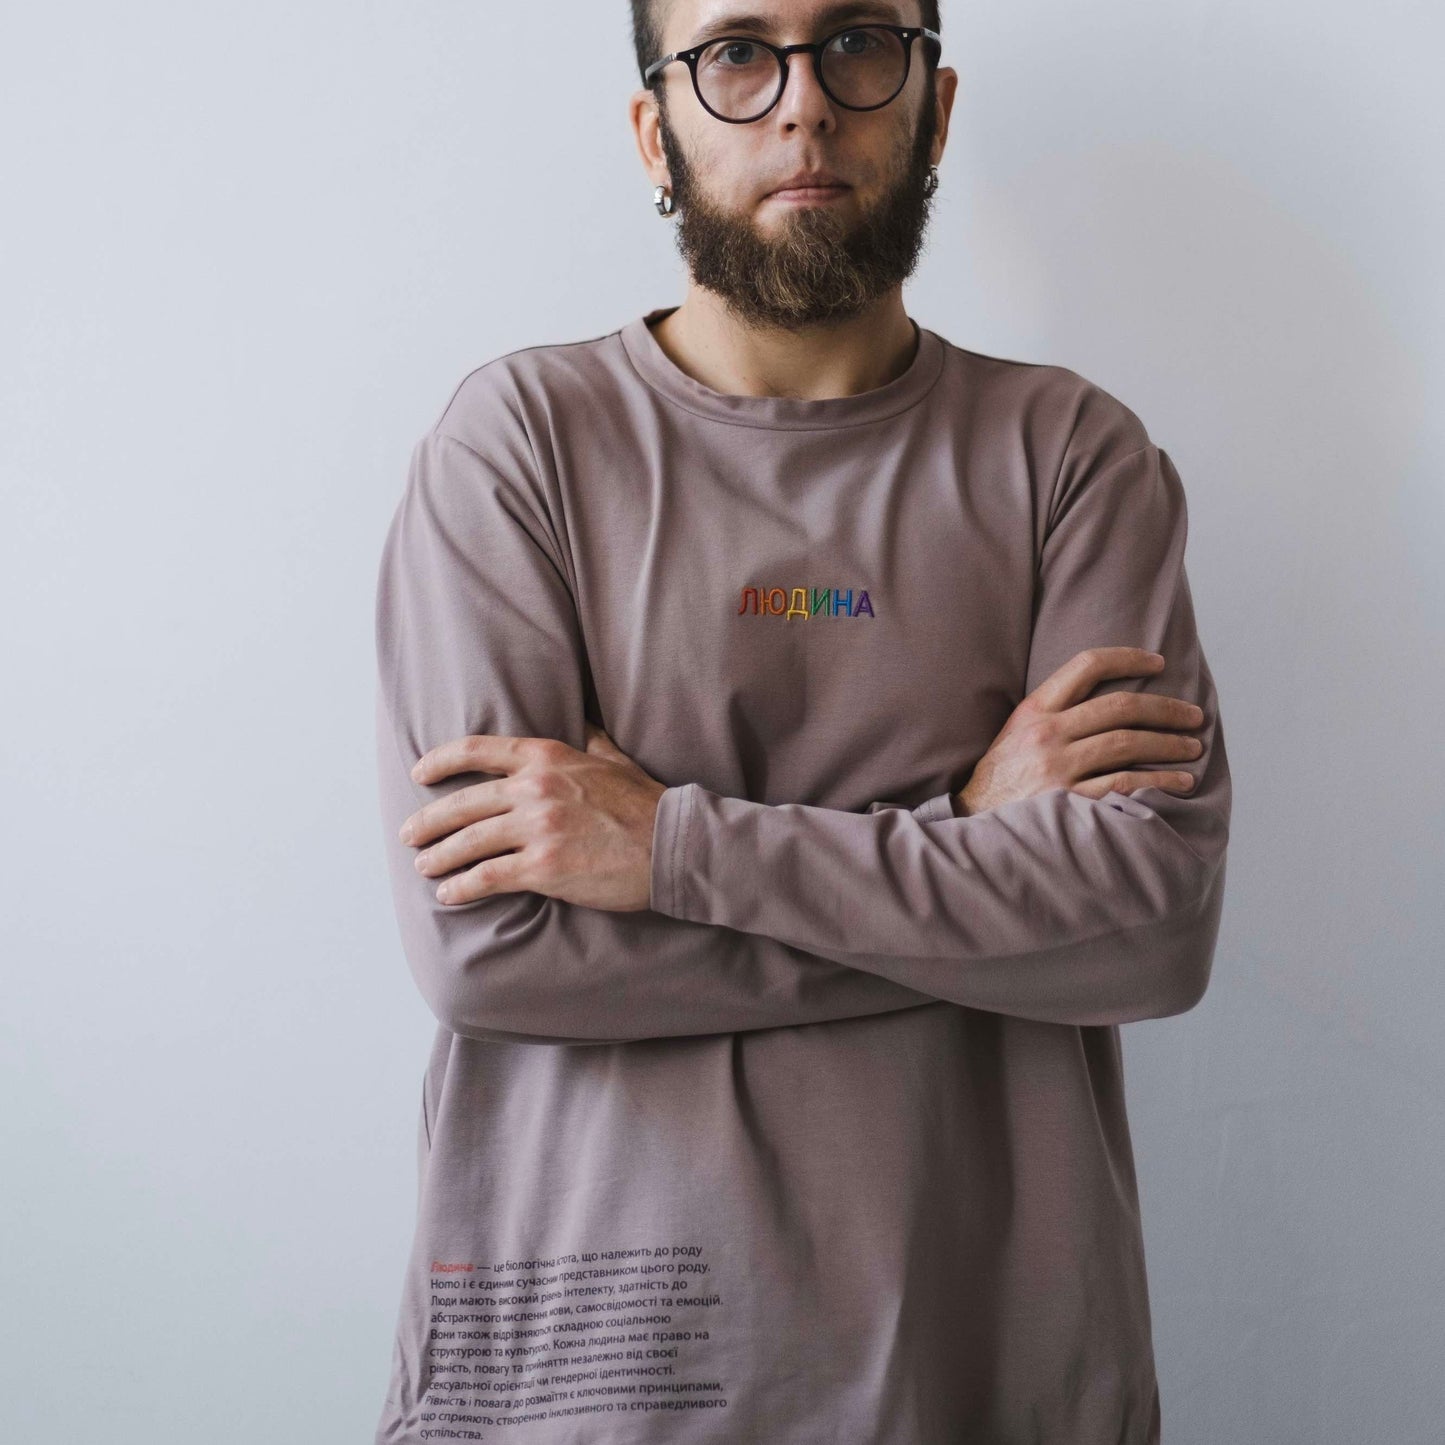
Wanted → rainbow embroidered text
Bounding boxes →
[736,587,876,619]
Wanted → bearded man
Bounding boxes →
[370,4,1231,1441]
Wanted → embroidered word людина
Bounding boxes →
[736,587,876,619]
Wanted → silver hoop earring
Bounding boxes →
[923,165,940,197]
[654,184,676,217]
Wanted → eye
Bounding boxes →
[828,27,884,56]
[707,39,762,68]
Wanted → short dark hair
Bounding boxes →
[631,0,942,87]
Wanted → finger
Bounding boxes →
[415,811,526,878]
[1060,689,1205,741]
[400,780,506,847]
[411,733,542,786]
[1071,728,1204,772]
[1027,647,1165,717]
[434,848,532,906]
[1069,770,1197,801]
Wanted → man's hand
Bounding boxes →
[956,646,1205,816]
[400,722,668,910]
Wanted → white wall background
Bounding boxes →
[2,2,1441,1440]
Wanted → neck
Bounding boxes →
[647,288,919,402]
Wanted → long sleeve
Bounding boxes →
[375,425,942,1046]
[649,440,1232,1027]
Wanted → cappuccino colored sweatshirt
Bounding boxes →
[371,306,1231,1444]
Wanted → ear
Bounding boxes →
[929,65,959,166]
[629,88,672,190]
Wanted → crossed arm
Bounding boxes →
[374,423,1230,1046]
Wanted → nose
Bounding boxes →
[772,51,836,129]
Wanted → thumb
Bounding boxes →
[583,720,622,757]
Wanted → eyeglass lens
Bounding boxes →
[696,27,909,121]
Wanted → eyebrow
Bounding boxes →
[688,2,906,46]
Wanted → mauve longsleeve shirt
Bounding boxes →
[370,307,1231,1444]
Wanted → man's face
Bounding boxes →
[650,0,942,330]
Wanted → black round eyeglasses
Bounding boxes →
[642,24,942,125]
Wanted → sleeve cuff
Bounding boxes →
[649,783,696,919]
[867,791,959,820]
[912,791,959,822]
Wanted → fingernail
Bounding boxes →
[1187,706,1204,724]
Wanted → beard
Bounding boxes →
[655,82,939,331]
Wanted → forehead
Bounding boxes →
[663,0,915,48]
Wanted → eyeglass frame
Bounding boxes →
[641,23,943,124]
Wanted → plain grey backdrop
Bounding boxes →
[3,1,1441,1440]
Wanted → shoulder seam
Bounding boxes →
[935,335,1072,374]
[429,323,627,433]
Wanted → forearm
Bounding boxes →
[649,754,1229,1027]
[378,689,940,1045]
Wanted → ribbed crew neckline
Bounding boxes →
[619,305,946,431]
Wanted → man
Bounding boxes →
[371,1,1231,1441]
